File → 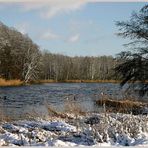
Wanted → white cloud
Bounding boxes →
[2,0,144,20]
[68,34,80,43]
[40,30,59,40]
[41,1,85,19]
[20,0,95,19]
[15,22,29,34]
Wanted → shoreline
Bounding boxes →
[36,79,121,84]
[0,79,121,87]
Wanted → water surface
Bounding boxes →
[0,83,129,119]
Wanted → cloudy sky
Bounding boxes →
[0,1,147,56]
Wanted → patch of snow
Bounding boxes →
[42,121,76,132]
[0,113,147,146]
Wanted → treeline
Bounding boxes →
[40,52,117,81]
[0,22,118,83]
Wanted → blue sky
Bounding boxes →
[0,1,147,56]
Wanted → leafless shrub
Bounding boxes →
[64,98,86,116]
[0,107,13,122]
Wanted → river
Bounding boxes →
[0,83,135,119]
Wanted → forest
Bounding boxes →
[0,22,118,83]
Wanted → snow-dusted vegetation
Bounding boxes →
[0,113,147,146]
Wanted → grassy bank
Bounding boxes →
[1,78,147,86]
[36,79,121,84]
[4,78,148,86]
[0,79,121,86]
[36,79,148,84]
[0,78,23,86]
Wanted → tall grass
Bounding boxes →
[96,97,148,114]
[0,78,23,86]
[64,100,86,115]
[0,107,13,122]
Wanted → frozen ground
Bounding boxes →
[0,113,147,147]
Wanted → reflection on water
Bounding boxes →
[0,83,133,119]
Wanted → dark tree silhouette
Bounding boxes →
[115,5,148,96]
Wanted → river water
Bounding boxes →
[0,83,134,119]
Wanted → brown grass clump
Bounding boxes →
[45,100,86,121]
[0,78,23,86]
[0,110,13,122]
[46,104,74,120]
[23,110,41,120]
[46,105,61,117]
[64,100,86,116]
[96,98,147,114]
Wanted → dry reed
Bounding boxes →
[96,98,147,114]
[64,100,86,115]
[0,78,23,86]
[34,79,121,83]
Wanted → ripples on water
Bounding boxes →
[0,83,136,119]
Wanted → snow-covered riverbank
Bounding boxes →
[0,113,147,146]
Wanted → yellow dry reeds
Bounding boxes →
[45,104,75,120]
[0,78,23,86]
[34,79,121,83]
[64,100,86,115]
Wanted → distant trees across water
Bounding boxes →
[40,52,117,81]
[0,22,118,83]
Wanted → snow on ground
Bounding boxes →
[0,113,147,146]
